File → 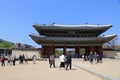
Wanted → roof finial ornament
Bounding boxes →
[85,22,88,25]
[52,22,55,25]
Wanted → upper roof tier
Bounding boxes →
[33,23,112,36]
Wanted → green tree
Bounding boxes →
[55,49,63,57]
[0,42,13,49]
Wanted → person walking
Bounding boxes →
[65,51,72,70]
[89,51,93,64]
[93,52,97,64]
[49,55,55,68]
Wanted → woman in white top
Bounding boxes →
[59,54,65,68]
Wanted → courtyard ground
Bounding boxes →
[0,58,120,80]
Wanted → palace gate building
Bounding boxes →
[29,23,116,58]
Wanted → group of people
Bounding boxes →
[0,56,5,66]
[0,54,37,67]
[19,54,36,64]
[81,51,101,64]
[89,52,100,64]
[0,55,16,66]
[48,51,102,70]
[49,51,72,71]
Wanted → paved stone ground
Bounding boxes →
[72,58,120,80]
[0,58,120,80]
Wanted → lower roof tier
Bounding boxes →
[29,34,117,46]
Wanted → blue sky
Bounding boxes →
[0,0,120,48]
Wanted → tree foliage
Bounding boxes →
[55,49,63,57]
[0,42,13,49]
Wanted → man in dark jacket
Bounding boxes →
[65,51,72,70]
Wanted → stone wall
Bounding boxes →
[12,48,120,59]
[12,49,41,59]
[103,50,120,58]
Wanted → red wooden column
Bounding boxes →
[63,46,66,55]
[75,46,80,58]
[75,46,80,54]
[41,46,45,56]
[89,46,94,53]
[98,46,103,60]
[51,45,55,55]
[78,46,80,55]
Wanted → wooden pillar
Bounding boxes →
[51,46,55,55]
[75,46,80,58]
[53,46,55,55]
[78,46,80,55]
[89,46,94,53]
[99,46,103,60]
[41,46,46,58]
[41,46,44,56]
[63,46,66,55]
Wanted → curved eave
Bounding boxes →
[33,24,112,35]
[29,34,117,45]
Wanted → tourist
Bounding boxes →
[99,54,103,63]
[19,55,22,64]
[0,56,5,66]
[89,51,93,64]
[81,55,84,62]
[97,53,100,63]
[7,56,11,65]
[12,55,16,66]
[25,55,28,64]
[93,52,97,64]
[49,55,55,68]
[65,51,72,70]
[32,55,36,64]
[22,54,25,64]
[59,54,65,68]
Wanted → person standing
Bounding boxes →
[12,55,16,66]
[7,56,11,65]
[22,54,25,64]
[65,51,72,70]
[25,55,28,64]
[1,56,5,66]
[32,55,36,64]
[59,54,65,68]
[19,55,22,64]
[89,51,93,64]
[49,55,55,68]
[93,52,97,64]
